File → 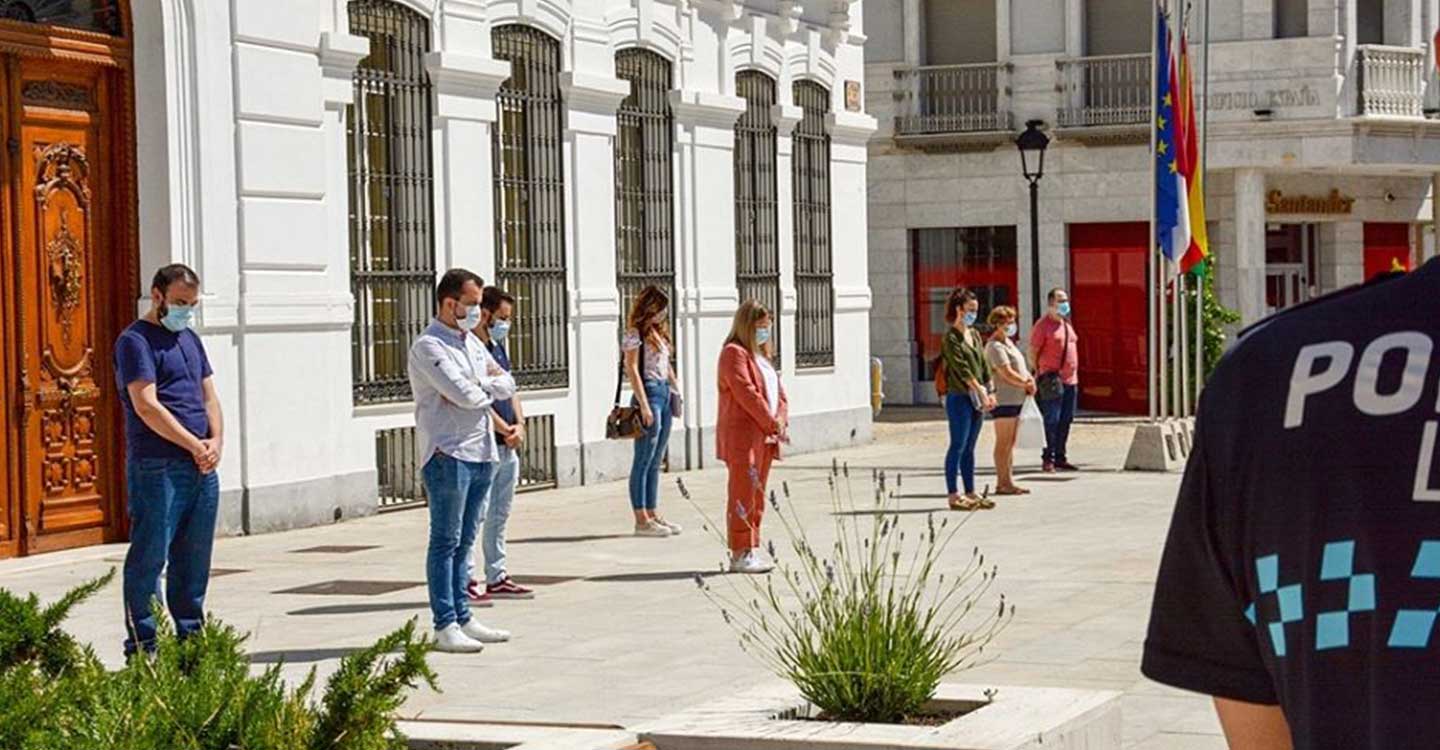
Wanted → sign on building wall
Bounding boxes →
[1266,189,1355,215]
[845,80,862,112]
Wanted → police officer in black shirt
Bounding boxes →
[1143,257,1440,749]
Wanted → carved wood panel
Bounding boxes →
[14,59,118,554]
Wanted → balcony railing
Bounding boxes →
[893,63,1011,135]
[1357,44,1425,117]
[1057,53,1152,128]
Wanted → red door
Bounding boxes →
[1363,223,1412,281]
[1069,223,1149,415]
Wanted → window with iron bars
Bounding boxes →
[347,0,436,405]
[492,25,569,390]
[734,70,782,364]
[792,80,834,368]
[614,48,676,345]
[0,0,122,34]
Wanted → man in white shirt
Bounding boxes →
[408,269,517,653]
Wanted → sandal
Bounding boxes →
[975,493,996,510]
[948,494,982,512]
[995,486,1029,496]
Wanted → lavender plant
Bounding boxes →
[679,461,1014,724]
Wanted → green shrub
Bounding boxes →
[682,463,1013,724]
[0,570,437,750]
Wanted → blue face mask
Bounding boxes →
[161,303,195,333]
[962,311,978,327]
[756,326,772,346]
[490,319,511,342]
[458,304,482,332]
[1057,301,1072,317]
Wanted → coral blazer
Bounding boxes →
[716,342,789,465]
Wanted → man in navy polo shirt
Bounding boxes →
[115,264,224,657]
[1143,257,1440,748]
[465,285,535,602]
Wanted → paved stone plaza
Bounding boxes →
[0,411,1222,749]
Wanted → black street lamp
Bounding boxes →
[1015,120,1050,323]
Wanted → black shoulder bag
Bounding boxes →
[1035,322,1069,402]
[606,336,646,440]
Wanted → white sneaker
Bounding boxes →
[461,619,511,644]
[635,520,672,538]
[434,623,485,654]
[655,517,683,535]
[730,550,775,575]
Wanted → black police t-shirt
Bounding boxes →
[1142,257,1440,749]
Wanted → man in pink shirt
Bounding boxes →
[1028,288,1079,473]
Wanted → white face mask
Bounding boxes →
[1005,323,1018,338]
[457,303,482,331]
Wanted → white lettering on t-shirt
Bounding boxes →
[1284,342,1355,429]
[1354,332,1432,417]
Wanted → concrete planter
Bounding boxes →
[635,683,1122,750]
[399,720,638,750]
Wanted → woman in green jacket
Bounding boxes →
[942,288,995,511]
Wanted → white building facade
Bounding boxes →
[0,0,875,559]
[865,0,1440,413]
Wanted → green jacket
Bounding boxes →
[943,326,991,396]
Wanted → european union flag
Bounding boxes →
[1154,11,1181,263]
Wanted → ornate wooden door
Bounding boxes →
[0,57,15,559]
[10,57,124,554]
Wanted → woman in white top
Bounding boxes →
[716,301,789,574]
[983,306,1037,496]
[623,286,683,537]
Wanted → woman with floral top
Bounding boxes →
[622,286,683,537]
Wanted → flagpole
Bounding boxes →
[1195,0,1211,396]
[1175,0,1188,419]
[1148,0,1160,422]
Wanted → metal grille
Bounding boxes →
[614,48,676,340]
[516,414,558,491]
[493,25,569,390]
[375,415,558,511]
[376,426,426,511]
[348,0,436,405]
[0,0,122,35]
[791,81,834,369]
[734,71,782,362]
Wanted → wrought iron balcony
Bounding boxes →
[1357,44,1426,117]
[893,62,1011,135]
[1056,53,1152,128]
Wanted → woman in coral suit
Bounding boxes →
[716,300,788,575]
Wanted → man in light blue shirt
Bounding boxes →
[408,269,517,653]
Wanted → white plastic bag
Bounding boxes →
[1017,397,1047,452]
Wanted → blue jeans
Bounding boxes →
[629,379,672,511]
[467,445,520,585]
[122,457,220,656]
[1039,384,1079,464]
[944,393,984,495]
[423,453,494,630]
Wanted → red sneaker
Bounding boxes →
[1056,461,1081,472]
[1042,460,1056,474]
[486,576,536,600]
[465,579,494,606]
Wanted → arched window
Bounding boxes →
[614,48,675,340]
[347,0,436,405]
[0,0,122,35]
[492,24,568,389]
[734,70,781,362]
[792,80,833,368]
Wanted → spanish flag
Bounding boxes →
[1178,33,1209,276]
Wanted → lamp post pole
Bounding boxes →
[1027,174,1042,322]
[1015,120,1050,323]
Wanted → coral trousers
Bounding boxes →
[725,450,774,553]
